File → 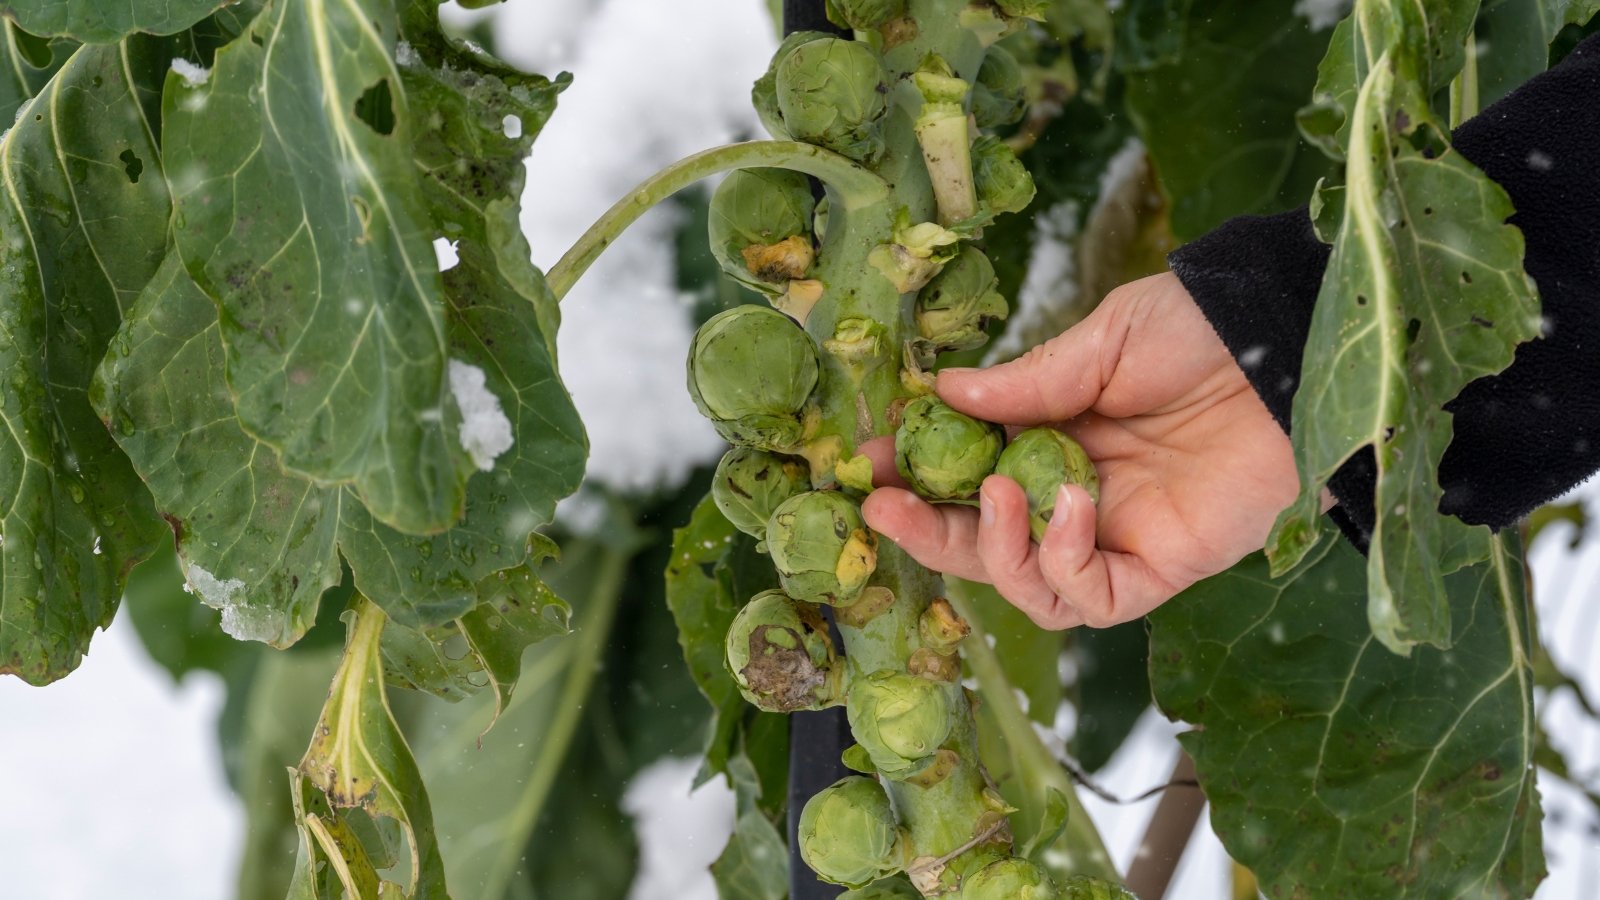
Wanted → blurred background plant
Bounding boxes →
[2,1,1598,897]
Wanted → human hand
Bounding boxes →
[860,272,1304,629]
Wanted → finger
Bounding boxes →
[856,435,909,489]
[861,488,987,582]
[1036,483,1179,628]
[935,305,1121,426]
[975,476,1083,629]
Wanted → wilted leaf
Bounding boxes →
[297,597,449,898]
[1267,2,1541,652]
[0,40,170,684]
[1150,536,1543,897]
[0,0,227,43]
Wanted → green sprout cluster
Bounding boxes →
[673,3,1108,894]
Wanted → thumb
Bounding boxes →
[936,310,1116,425]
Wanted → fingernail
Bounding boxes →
[979,490,995,528]
[1046,485,1073,535]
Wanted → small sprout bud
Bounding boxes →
[767,491,879,606]
[868,217,963,293]
[981,786,1016,814]
[915,245,1008,355]
[711,448,812,541]
[1059,875,1140,900]
[836,585,896,628]
[920,599,970,649]
[973,135,1036,220]
[907,647,960,682]
[825,0,906,30]
[709,168,816,297]
[993,427,1099,541]
[687,305,819,450]
[847,670,954,777]
[972,46,1026,129]
[963,857,1058,900]
[776,37,889,163]
[842,743,877,774]
[894,396,1004,500]
[823,316,888,368]
[798,776,908,887]
[726,589,846,711]
[753,31,831,140]
[900,747,959,788]
[838,877,922,899]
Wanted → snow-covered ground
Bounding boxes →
[1,3,1596,899]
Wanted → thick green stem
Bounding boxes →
[546,141,889,300]
[949,591,1120,882]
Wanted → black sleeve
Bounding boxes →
[1166,34,1600,552]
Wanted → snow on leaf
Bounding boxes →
[447,360,514,471]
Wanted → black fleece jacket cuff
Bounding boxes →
[1168,34,1600,552]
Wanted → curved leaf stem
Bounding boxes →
[947,592,1119,882]
[546,140,889,300]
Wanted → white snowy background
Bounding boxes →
[2,1,1596,897]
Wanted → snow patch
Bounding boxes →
[433,237,460,272]
[502,114,523,140]
[1293,0,1351,31]
[185,563,281,642]
[170,58,211,88]
[622,757,733,900]
[394,40,420,68]
[448,359,514,471]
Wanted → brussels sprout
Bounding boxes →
[799,776,907,887]
[972,46,1026,128]
[839,877,921,899]
[708,168,816,297]
[687,305,819,450]
[776,37,889,163]
[973,135,1036,219]
[712,448,812,541]
[993,427,1098,541]
[915,245,1008,354]
[868,217,962,294]
[847,670,954,776]
[1059,875,1140,900]
[894,396,1004,501]
[912,55,975,225]
[826,0,906,29]
[767,490,878,606]
[753,30,831,140]
[726,589,846,711]
[963,857,1060,899]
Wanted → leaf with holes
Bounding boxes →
[0,40,171,684]
[1266,1,1541,652]
[1150,536,1542,897]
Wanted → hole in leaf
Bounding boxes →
[1423,207,1433,216]
[1461,271,1473,285]
[1356,294,1368,306]
[12,27,53,69]
[1406,318,1421,345]
[250,31,264,47]
[353,78,395,135]
[119,148,143,184]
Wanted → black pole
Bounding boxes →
[780,6,854,897]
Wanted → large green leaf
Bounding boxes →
[94,14,585,645]
[1149,536,1543,897]
[1118,0,1336,239]
[1267,1,1540,652]
[0,40,169,684]
[0,20,73,122]
[0,0,228,43]
[1537,0,1600,39]
[295,597,449,898]
[162,0,472,535]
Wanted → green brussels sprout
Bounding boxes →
[972,46,1026,128]
[776,37,889,163]
[1059,875,1140,900]
[868,217,962,294]
[726,589,846,711]
[963,857,1060,899]
[753,31,831,140]
[847,670,954,776]
[826,0,906,29]
[798,776,907,887]
[993,427,1098,541]
[839,876,922,899]
[687,305,819,450]
[711,448,812,541]
[915,245,1008,354]
[894,396,1004,501]
[767,490,878,606]
[973,135,1036,218]
[708,168,816,296]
